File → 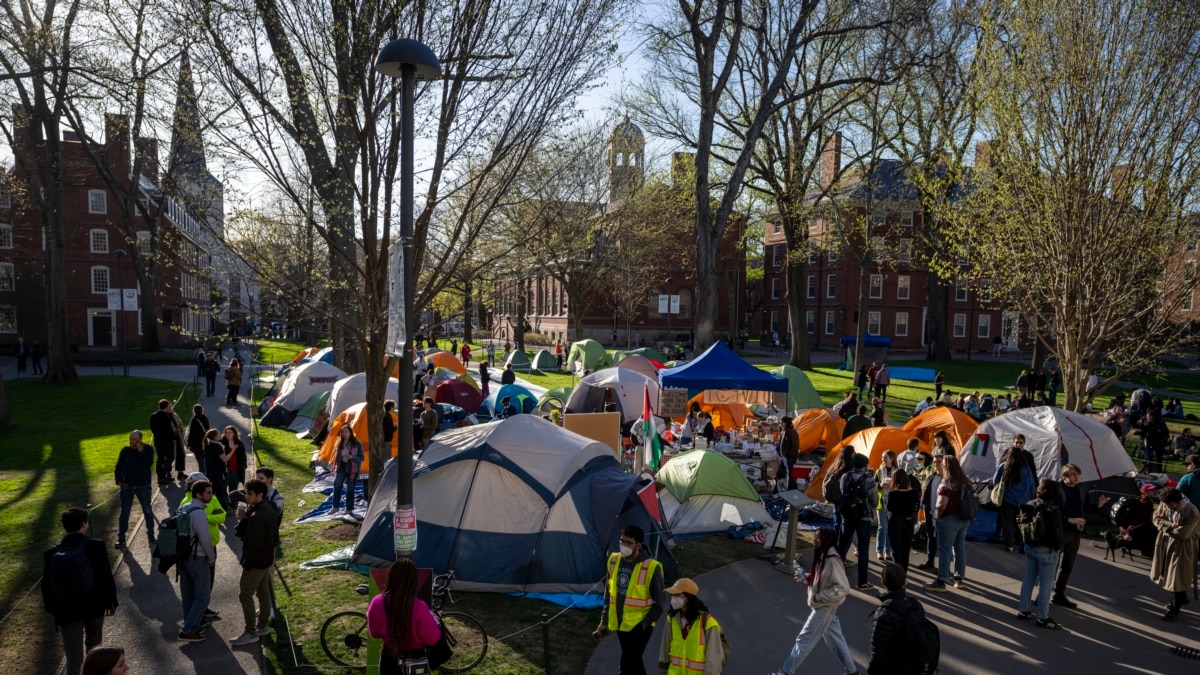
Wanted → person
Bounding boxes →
[873,363,890,402]
[1015,480,1066,630]
[232,466,285,525]
[500,363,516,385]
[224,358,242,407]
[419,397,440,448]
[866,362,879,393]
[934,371,945,400]
[113,430,156,549]
[177,480,216,642]
[657,578,724,675]
[461,342,471,366]
[996,393,1013,413]
[834,392,858,420]
[885,470,920,571]
[1178,454,1200,507]
[871,398,887,427]
[779,416,799,489]
[979,393,995,418]
[993,437,1037,552]
[1150,488,1200,621]
[1052,464,1086,609]
[1174,429,1197,461]
[1032,368,1047,400]
[555,339,564,369]
[696,412,715,445]
[855,365,869,399]
[897,438,921,475]
[497,395,519,420]
[382,400,397,450]
[1016,369,1029,396]
[868,563,927,675]
[768,527,857,675]
[15,336,28,373]
[993,333,1003,357]
[450,338,458,357]
[1136,409,1171,473]
[875,451,898,562]
[42,507,118,675]
[180,471,226,618]
[1100,484,1159,556]
[203,352,219,398]
[223,426,248,497]
[149,399,183,486]
[367,558,443,673]
[1165,397,1185,419]
[421,368,437,400]
[912,396,933,418]
[1047,367,1061,406]
[915,451,941,571]
[82,645,128,675]
[231,479,282,645]
[478,360,491,399]
[838,453,878,590]
[331,425,363,515]
[923,455,971,591]
[202,429,233,511]
[31,341,43,374]
[842,405,872,439]
[598,525,666,675]
[186,404,210,470]
[821,446,856,506]
[195,345,206,377]
[681,402,701,447]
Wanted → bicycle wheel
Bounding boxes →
[320,611,370,669]
[436,611,488,672]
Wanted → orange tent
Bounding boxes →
[901,406,979,451]
[793,409,845,453]
[673,392,753,429]
[804,427,930,500]
[292,347,320,365]
[424,351,466,375]
[314,402,399,473]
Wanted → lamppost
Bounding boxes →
[665,276,674,350]
[114,249,128,376]
[376,38,441,559]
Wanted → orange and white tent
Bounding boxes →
[793,408,845,453]
[314,402,399,473]
[673,392,753,430]
[901,406,979,452]
[804,427,930,500]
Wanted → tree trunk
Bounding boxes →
[364,328,392,494]
[694,228,720,351]
[461,279,474,346]
[0,368,10,426]
[785,255,812,369]
[1029,316,1045,371]
[852,263,870,375]
[136,267,161,352]
[925,273,952,361]
[35,119,79,383]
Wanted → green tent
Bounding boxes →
[504,349,532,372]
[531,349,559,372]
[566,339,612,373]
[536,386,574,414]
[655,450,771,534]
[618,347,668,363]
[769,365,826,411]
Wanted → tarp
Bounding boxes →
[531,349,559,372]
[435,379,483,414]
[655,450,770,534]
[566,339,612,373]
[794,409,845,453]
[314,402,399,473]
[287,390,332,433]
[504,350,532,372]
[481,384,537,417]
[768,365,826,411]
[888,366,937,382]
[271,360,348,413]
[958,407,1136,484]
[674,392,751,430]
[565,369,658,423]
[659,340,787,405]
[839,335,892,347]
[615,354,661,382]
[805,428,930,500]
[902,407,979,452]
[350,417,677,596]
[329,373,403,421]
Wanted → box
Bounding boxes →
[792,463,818,480]
[763,459,780,479]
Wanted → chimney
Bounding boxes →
[974,141,993,171]
[104,113,131,179]
[1110,164,1132,202]
[820,132,842,190]
[671,152,695,189]
[136,137,159,184]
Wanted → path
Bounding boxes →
[586,536,1199,674]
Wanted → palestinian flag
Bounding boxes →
[643,384,662,470]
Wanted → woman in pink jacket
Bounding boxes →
[367,558,442,674]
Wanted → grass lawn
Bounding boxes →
[0,376,198,673]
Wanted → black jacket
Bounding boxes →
[149,409,179,450]
[237,502,281,570]
[868,588,925,675]
[187,415,210,452]
[41,532,118,626]
[204,440,228,480]
[500,368,516,385]
[114,444,155,487]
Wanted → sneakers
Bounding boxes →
[256,626,271,637]
[922,583,948,592]
[204,608,221,619]
[950,576,963,588]
[1036,618,1063,630]
[1051,595,1077,609]
[916,560,934,570]
[1016,611,1034,620]
[115,539,125,549]
[178,631,206,642]
[230,632,260,646]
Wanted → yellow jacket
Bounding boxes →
[180,493,225,545]
[658,612,723,675]
[603,552,664,632]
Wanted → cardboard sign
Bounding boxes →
[703,389,787,409]
[658,387,689,418]
[563,412,622,455]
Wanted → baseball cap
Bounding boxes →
[1139,484,1158,494]
[664,578,699,596]
[186,472,207,484]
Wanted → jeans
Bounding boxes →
[1019,546,1061,620]
[935,516,969,584]
[924,516,937,562]
[1054,529,1081,597]
[998,502,1020,548]
[889,515,915,571]
[179,555,213,634]
[60,616,104,675]
[205,375,216,397]
[332,467,355,512]
[837,518,872,585]
[876,507,891,554]
[616,621,653,675]
[239,566,272,633]
[118,484,155,542]
[227,385,239,406]
[781,607,857,675]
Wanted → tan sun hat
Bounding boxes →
[664,578,699,596]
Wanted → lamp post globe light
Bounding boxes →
[375,38,441,559]
[114,249,128,376]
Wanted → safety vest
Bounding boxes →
[667,613,720,674]
[606,553,662,632]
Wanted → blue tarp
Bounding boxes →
[659,340,788,394]
[887,366,937,382]
[839,334,892,347]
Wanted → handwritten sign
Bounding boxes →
[658,387,690,418]
[703,389,787,409]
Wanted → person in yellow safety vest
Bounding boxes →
[657,578,724,675]
[596,524,667,675]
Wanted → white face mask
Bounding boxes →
[670,596,685,610]
[619,544,634,558]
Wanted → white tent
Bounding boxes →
[564,368,658,422]
[958,407,1136,484]
[328,373,402,420]
[272,360,347,411]
[614,353,660,381]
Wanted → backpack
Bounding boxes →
[153,502,203,573]
[48,541,94,603]
[700,613,731,671]
[899,600,940,674]
[822,470,843,504]
[839,473,870,523]
[1018,500,1063,549]
[957,482,979,521]
[1111,496,1138,528]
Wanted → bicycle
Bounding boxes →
[320,570,489,672]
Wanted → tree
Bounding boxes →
[936,0,1200,410]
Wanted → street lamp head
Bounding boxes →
[114,249,127,258]
[374,38,442,80]
[666,276,674,285]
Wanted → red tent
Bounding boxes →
[435,379,483,414]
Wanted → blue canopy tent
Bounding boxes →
[659,340,788,407]
[838,334,891,370]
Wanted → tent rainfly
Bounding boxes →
[768,365,826,411]
[328,374,402,420]
[504,350,532,372]
[659,340,787,407]
[531,349,559,372]
[805,427,930,500]
[565,368,658,423]
[567,339,612,374]
[655,449,771,534]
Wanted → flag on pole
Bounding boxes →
[643,384,662,470]
[637,480,662,524]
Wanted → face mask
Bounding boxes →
[670,596,685,610]
[619,544,634,557]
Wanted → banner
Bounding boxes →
[386,239,406,356]
[703,388,787,408]
[394,505,417,554]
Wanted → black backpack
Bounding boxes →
[153,502,203,573]
[1018,500,1064,550]
[839,473,870,523]
[902,600,940,674]
[957,482,979,521]
[49,541,94,603]
[1111,496,1138,528]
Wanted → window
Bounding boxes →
[826,274,836,298]
[0,263,13,291]
[867,311,881,335]
[0,187,10,209]
[807,245,817,264]
[806,275,816,299]
[953,313,967,338]
[827,244,839,262]
[870,274,883,299]
[869,236,887,262]
[825,310,836,335]
[871,210,885,227]
[647,290,662,318]
[806,310,815,334]
[899,238,912,263]
[1187,262,1196,282]
[773,221,782,233]
[769,310,779,332]
[90,229,108,254]
[771,277,781,299]
[979,278,992,302]
[0,224,11,249]
[0,304,15,332]
[628,154,637,167]
[616,153,623,166]
[773,245,783,267]
[955,279,968,302]
[91,266,110,294]
[896,312,909,337]
[137,231,151,256]
[1185,292,1194,312]
[901,211,913,228]
[978,314,992,339]
[88,189,107,214]
[678,288,692,319]
[897,275,911,300]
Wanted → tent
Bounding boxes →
[565,369,658,423]
[291,347,320,365]
[655,450,771,535]
[481,384,537,417]
[839,335,890,366]
[536,387,574,415]
[422,351,466,375]
[902,407,979,452]
[264,361,347,419]
[659,340,788,406]
[615,353,661,382]
[566,339,612,373]
[674,392,752,430]
[618,347,669,363]
[504,350,532,372]
[287,390,331,433]
[416,347,447,358]
[313,402,399,473]
[350,417,677,597]
[531,349,559,372]
[768,365,826,411]
[805,428,930,500]
[793,409,845,453]
[303,346,335,364]
[329,373,403,420]
[435,379,483,414]
[958,407,1136,484]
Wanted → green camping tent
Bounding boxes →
[504,349,532,372]
[536,386,574,414]
[617,347,668,363]
[655,450,771,534]
[531,349,559,372]
[769,365,826,411]
[566,339,612,373]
